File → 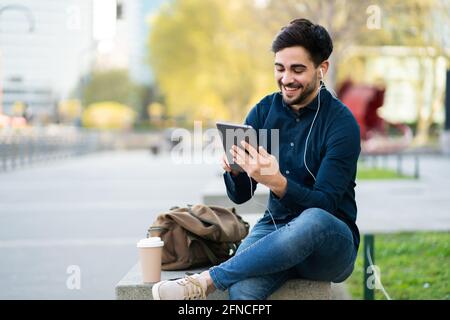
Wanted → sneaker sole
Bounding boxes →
[152,281,165,300]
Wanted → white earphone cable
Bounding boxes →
[304,83,325,182]
[245,79,325,230]
[248,176,278,230]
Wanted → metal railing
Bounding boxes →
[0,126,110,172]
[359,151,420,179]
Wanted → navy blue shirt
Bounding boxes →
[223,88,361,250]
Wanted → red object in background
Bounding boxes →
[337,79,412,153]
[338,79,386,140]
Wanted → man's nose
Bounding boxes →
[281,72,294,85]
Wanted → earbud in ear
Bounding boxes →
[320,68,324,79]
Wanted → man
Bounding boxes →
[152,18,361,300]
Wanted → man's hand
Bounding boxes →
[221,153,240,177]
[230,141,287,198]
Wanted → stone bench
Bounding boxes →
[115,210,336,300]
[115,176,351,300]
[115,263,332,300]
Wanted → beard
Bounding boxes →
[279,72,319,106]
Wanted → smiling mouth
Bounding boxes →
[283,85,301,94]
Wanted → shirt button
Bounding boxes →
[296,118,300,122]
[285,170,290,175]
[290,142,294,147]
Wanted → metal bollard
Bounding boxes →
[396,153,403,176]
[11,137,18,170]
[0,140,6,171]
[19,136,26,167]
[363,234,375,300]
[28,137,34,165]
[414,154,420,179]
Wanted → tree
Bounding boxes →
[79,69,141,111]
[82,101,136,130]
[148,0,449,144]
[148,0,276,123]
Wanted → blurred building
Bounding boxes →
[94,0,164,85]
[128,0,164,85]
[0,0,165,122]
[0,0,94,120]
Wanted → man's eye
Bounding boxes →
[276,68,284,72]
[294,69,304,73]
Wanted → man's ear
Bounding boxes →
[319,61,329,79]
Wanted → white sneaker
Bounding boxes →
[152,274,208,300]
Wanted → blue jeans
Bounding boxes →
[209,207,357,300]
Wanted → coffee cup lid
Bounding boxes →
[137,237,164,248]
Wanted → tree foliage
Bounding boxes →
[148,0,449,142]
[148,0,276,123]
[82,101,136,130]
[80,69,140,111]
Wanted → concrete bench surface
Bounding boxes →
[116,263,331,300]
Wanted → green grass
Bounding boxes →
[346,232,450,300]
[356,166,413,180]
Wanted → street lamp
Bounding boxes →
[0,4,35,32]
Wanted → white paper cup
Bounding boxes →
[137,237,164,283]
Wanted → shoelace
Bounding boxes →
[177,276,206,300]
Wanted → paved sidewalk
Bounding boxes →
[0,150,219,299]
[1,150,448,299]
[356,155,450,233]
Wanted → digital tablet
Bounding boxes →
[216,121,258,172]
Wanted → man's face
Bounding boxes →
[274,46,320,106]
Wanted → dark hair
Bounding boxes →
[271,18,333,67]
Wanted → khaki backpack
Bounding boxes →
[147,204,250,271]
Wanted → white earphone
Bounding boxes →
[320,68,324,80]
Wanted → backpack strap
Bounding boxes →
[187,233,220,265]
[147,226,168,238]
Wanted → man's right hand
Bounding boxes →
[222,153,240,177]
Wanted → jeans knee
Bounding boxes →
[294,208,339,231]
[301,207,328,219]
[290,208,328,231]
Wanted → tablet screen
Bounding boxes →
[216,121,258,172]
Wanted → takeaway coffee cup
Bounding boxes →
[137,237,164,283]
